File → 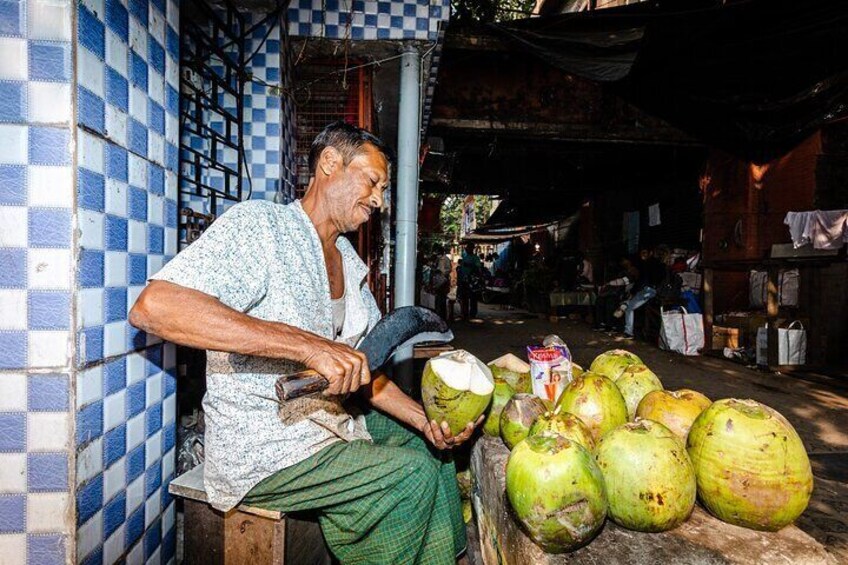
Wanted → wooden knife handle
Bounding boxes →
[275,370,330,401]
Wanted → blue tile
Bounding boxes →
[127,0,147,26]
[128,252,147,285]
[143,517,161,559]
[0,495,25,533]
[79,168,106,212]
[266,39,280,52]
[267,123,280,137]
[28,373,70,411]
[127,188,147,223]
[0,412,25,451]
[104,357,126,396]
[125,443,144,482]
[165,26,179,61]
[104,287,127,322]
[77,400,103,446]
[160,472,173,508]
[162,517,176,561]
[145,402,161,436]
[151,0,165,16]
[148,100,164,136]
[29,127,70,166]
[29,41,70,82]
[144,462,161,497]
[0,164,25,205]
[164,199,177,229]
[76,474,103,526]
[148,38,164,76]
[148,163,164,195]
[128,118,147,156]
[80,546,102,565]
[352,27,364,40]
[105,143,128,181]
[81,326,104,365]
[164,367,175,395]
[165,142,178,173]
[80,249,105,287]
[78,6,105,60]
[416,17,428,31]
[0,331,26,368]
[0,248,26,288]
[147,225,163,254]
[377,26,390,40]
[0,81,25,122]
[251,108,266,122]
[146,344,162,375]
[105,0,129,41]
[27,452,69,492]
[129,50,147,91]
[266,67,280,83]
[78,86,106,134]
[127,326,146,350]
[27,291,71,330]
[105,66,129,112]
[28,208,71,248]
[103,423,125,467]
[27,534,66,565]
[390,16,403,29]
[105,214,127,251]
[125,504,144,548]
[364,14,377,27]
[165,85,178,118]
[162,420,175,452]
[0,0,24,36]
[126,381,145,418]
[103,491,125,538]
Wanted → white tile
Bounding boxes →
[0,38,27,80]
[129,88,147,126]
[103,320,126,358]
[165,56,178,89]
[103,390,126,432]
[77,437,103,485]
[78,287,104,329]
[75,509,102,559]
[0,453,27,493]
[29,0,72,41]
[129,154,147,187]
[0,373,25,411]
[165,171,176,200]
[148,195,164,226]
[28,166,73,207]
[128,219,146,253]
[150,5,165,44]
[144,488,160,528]
[29,82,72,124]
[79,131,104,174]
[163,500,175,533]
[164,228,177,256]
[78,209,105,250]
[162,394,175,425]
[148,132,164,166]
[28,330,71,367]
[127,287,142,317]
[165,115,178,146]
[105,106,128,146]
[0,125,28,164]
[104,525,126,564]
[146,255,164,278]
[106,29,128,77]
[105,179,128,217]
[126,537,144,565]
[149,72,164,106]
[145,431,161,465]
[126,351,145,384]
[126,474,144,513]
[145,373,162,407]
[0,534,25,564]
[27,412,69,451]
[0,290,27,330]
[103,457,126,502]
[0,206,27,247]
[81,0,103,18]
[104,251,128,287]
[145,332,162,347]
[129,16,147,57]
[126,413,144,450]
[27,492,69,533]
[161,448,174,480]
[28,248,72,289]
[77,365,103,408]
[78,44,105,98]
[167,0,178,29]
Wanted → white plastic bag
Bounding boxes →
[659,307,704,356]
[756,321,807,366]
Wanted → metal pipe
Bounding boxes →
[393,46,421,392]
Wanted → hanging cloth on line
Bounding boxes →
[784,210,848,250]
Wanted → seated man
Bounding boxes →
[593,256,634,331]
[621,248,669,339]
[130,122,479,564]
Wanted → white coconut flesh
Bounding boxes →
[488,353,531,374]
[430,350,495,395]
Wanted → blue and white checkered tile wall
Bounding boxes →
[287,0,449,40]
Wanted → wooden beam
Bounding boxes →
[444,30,512,52]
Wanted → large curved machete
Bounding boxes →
[275,306,453,401]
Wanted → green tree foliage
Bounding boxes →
[438,195,494,245]
[451,0,536,24]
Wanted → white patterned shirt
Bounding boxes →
[151,199,380,511]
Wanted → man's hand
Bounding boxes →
[422,416,484,450]
[300,336,370,396]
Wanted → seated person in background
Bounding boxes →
[577,253,594,287]
[593,257,635,331]
[621,248,669,339]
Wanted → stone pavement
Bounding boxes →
[451,306,848,562]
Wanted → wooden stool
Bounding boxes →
[169,464,332,565]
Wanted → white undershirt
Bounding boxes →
[331,285,346,339]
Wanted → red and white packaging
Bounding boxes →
[527,344,573,405]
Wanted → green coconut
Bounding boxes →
[529,406,595,451]
[500,393,547,450]
[687,399,813,531]
[556,372,628,443]
[421,349,494,436]
[589,349,645,381]
[595,419,696,532]
[488,353,532,394]
[636,389,711,441]
[615,365,663,420]
[506,433,608,553]
[483,379,517,436]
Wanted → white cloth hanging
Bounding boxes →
[784,210,848,249]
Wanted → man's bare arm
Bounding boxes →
[129,280,370,395]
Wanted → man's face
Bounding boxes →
[327,143,389,233]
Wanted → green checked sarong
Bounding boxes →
[243,408,466,565]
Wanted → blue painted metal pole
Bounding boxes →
[393,46,421,392]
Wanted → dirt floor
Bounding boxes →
[452,304,848,563]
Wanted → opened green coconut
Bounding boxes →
[482,378,517,436]
[529,406,595,451]
[500,393,547,450]
[615,365,663,420]
[488,353,532,393]
[589,349,645,381]
[556,372,628,443]
[422,349,494,436]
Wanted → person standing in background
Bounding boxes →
[433,244,452,320]
[457,243,483,320]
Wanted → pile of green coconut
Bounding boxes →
[422,349,814,554]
